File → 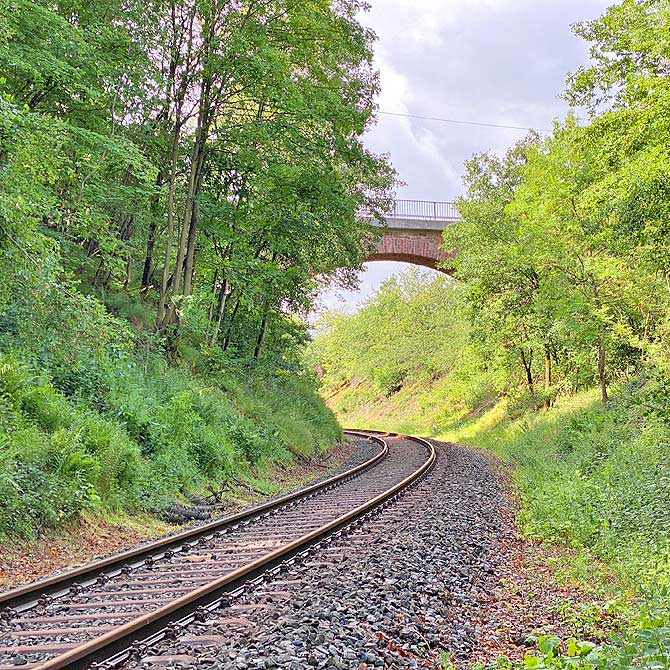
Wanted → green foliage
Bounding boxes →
[0,347,340,538]
[452,385,668,590]
[476,598,670,669]
[308,268,499,434]
[0,356,108,535]
[0,0,375,538]
[311,269,480,394]
[439,0,670,406]
[0,0,394,359]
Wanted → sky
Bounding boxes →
[314,0,612,315]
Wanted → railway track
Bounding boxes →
[0,431,435,670]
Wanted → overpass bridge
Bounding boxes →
[365,199,460,271]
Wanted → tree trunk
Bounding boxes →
[254,305,269,359]
[157,124,181,324]
[156,0,195,323]
[86,237,98,257]
[597,340,608,404]
[142,171,164,295]
[206,269,219,327]
[182,179,202,297]
[163,184,192,325]
[182,108,211,298]
[162,110,208,328]
[93,256,106,288]
[544,345,552,409]
[520,347,534,393]
[141,216,158,294]
[98,268,112,291]
[208,277,229,346]
[222,293,242,351]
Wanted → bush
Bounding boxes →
[0,425,101,536]
[0,247,341,539]
[475,596,670,670]
[0,346,342,538]
[503,392,670,589]
[20,384,74,432]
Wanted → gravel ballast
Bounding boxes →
[122,438,511,670]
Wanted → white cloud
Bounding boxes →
[361,0,612,199]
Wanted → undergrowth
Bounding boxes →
[0,351,340,539]
[471,596,670,669]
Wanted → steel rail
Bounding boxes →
[0,430,387,610]
[20,432,436,670]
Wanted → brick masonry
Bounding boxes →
[368,229,453,271]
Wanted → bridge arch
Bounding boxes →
[368,229,452,270]
[365,200,458,273]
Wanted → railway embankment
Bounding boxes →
[0,433,435,669]
[311,269,670,666]
[0,439,366,591]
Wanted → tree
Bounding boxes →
[443,137,559,400]
[566,0,670,113]
[0,0,395,366]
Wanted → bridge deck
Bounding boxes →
[364,199,460,231]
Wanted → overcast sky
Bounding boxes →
[315,0,612,315]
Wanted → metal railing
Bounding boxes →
[388,199,460,221]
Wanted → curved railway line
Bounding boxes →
[0,431,435,670]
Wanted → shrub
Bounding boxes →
[474,597,670,669]
[0,322,341,538]
[20,384,74,432]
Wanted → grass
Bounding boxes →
[0,352,342,540]
[445,390,670,593]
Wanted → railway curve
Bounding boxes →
[0,431,435,670]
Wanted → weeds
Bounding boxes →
[0,353,340,539]
[474,596,670,669]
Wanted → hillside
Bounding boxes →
[0,0,394,541]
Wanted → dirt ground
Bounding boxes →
[468,454,623,666]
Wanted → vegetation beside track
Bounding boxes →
[310,2,670,665]
[0,0,393,540]
[0,440,357,589]
[0,349,341,540]
[310,271,670,585]
[313,274,670,670]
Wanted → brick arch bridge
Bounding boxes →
[365,200,459,272]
